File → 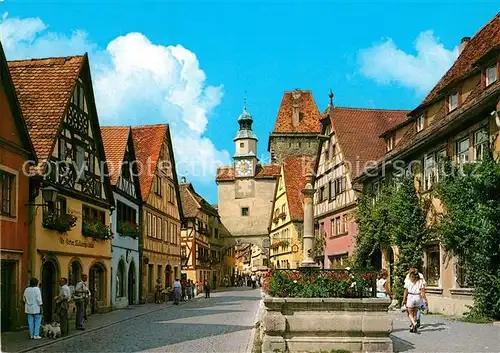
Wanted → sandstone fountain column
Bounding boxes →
[300,172,318,268]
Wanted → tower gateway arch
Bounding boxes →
[216,106,279,274]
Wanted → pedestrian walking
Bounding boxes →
[403,268,428,333]
[55,277,70,337]
[251,274,257,289]
[404,266,426,328]
[376,269,392,299]
[173,279,182,305]
[23,278,43,339]
[203,280,210,298]
[186,280,192,300]
[74,274,89,330]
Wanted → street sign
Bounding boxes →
[263,238,270,248]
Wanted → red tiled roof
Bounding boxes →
[216,164,280,182]
[326,106,409,178]
[131,124,168,201]
[101,126,131,185]
[179,183,218,218]
[281,156,316,221]
[418,12,500,109]
[8,56,84,160]
[272,90,321,134]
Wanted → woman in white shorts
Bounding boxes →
[403,268,428,333]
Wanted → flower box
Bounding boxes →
[117,220,139,238]
[279,212,287,220]
[270,241,280,250]
[260,269,392,353]
[42,213,77,234]
[82,219,113,240]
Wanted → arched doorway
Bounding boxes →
[41,260,58,322]
[116,260,125,299]
[89,263,106,314]
[165,265,171,288]
[128,262,136,305]
[69,259,83,287]
[370,247,382,271]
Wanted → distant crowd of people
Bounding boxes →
[23,274,91,340]
[222,273,264,288]
[154,278,213,305]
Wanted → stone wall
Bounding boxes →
[261,297,393,353]
[269,136,320,163]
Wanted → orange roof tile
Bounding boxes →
[325,106,409,178]
[8,56,84,160]
[282,156,316,221]
[272,90,321,134]
[418,12,500,109]
[100,126,131,185]
[131,124,168,201]
[216,164,280,182]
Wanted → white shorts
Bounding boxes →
[406,294,421,308]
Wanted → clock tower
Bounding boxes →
[233,106,258,178]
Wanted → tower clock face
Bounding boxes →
[235,159,253,177]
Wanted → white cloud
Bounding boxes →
[359,31,459,94]
[0,14,230,185]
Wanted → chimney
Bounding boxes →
[292,89,301,127]
[459,37,471,55]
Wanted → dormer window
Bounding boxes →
[385,135,394,152]
[448,92,459,112]
[416,115,425,132]
[486,65,497,86]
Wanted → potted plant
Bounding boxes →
[117,220,139,238]
[42,213,77,234]
[82,219,113,240]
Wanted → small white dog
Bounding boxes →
[48,322,61,339]
[41,323,52,337]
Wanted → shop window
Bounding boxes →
[425,245,441,287]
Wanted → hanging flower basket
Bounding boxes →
[271,241,280,250]
[117,220,139,238]
[82,219,113,240]
[42,213,77,234]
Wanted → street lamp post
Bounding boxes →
[300,172,319,268]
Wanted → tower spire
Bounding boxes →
[329,89,334,107]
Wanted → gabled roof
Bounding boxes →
[216,164,280,182]
[272,90,321,134]
[414,12,500,113]
[8,55,84,160]
[0,42,36,161]
[100,126,131,185]
[281,156,316,222]
[179,182,218,218]
[131,124,168,201]
[323,106,409,178]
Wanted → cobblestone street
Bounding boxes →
[2,288,260,353]
[391,312,500,353]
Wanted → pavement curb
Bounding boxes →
[246,291,264,353]
[13,304,170,353]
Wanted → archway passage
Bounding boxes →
[370,247,382,271]
[128,262,136,305]
[89,263,106,314]
[42,260,58,322]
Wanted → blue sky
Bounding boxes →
[1,1,498,203]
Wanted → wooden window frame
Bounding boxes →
[0,170,16,218]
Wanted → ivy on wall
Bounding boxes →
[354,176,428,303]
[433,152,500,320]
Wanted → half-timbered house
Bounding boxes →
[101,126,142,309]
[131,124,183,302]
[0,43,37,330]
[179,178,228,290]
[8,54,115,318]
[314,95,408,269]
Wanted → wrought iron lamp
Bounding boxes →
[26,186,59,224]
